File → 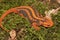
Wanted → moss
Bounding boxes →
[0,0,60,40]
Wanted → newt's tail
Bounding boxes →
[0,8,18,32]
[0,23,10,32]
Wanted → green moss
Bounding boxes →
[0,0,60,40]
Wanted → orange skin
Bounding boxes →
[0,6,53,32]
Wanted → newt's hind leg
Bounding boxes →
[32,22,40,30]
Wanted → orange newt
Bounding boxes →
[0,6,53,32]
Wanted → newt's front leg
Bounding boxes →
[32,22,40,30]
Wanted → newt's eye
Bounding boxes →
[47,25,50,26]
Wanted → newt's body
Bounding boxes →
[0,6,53,32]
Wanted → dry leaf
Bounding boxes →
[45,7,60,19]
[57,0,60,3]
[8,30,17,40]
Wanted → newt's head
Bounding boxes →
[40,17,53,27]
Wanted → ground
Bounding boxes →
[0,0,60,40]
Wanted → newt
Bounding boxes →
[0,6,53,32]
